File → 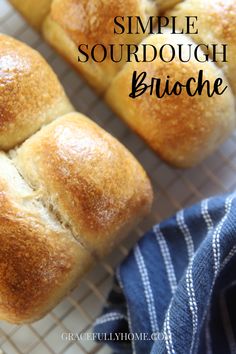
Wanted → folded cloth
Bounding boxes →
[94,192,236,354]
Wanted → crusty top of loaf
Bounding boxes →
[14,112,153,257]
[0,34,73,150]
[0,152,93,323]
[50,0,157,46]
[47,0,158,90]
[105,31,236,167]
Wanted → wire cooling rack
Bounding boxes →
[1,1,236,353]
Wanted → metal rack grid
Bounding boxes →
[1,1,236,353]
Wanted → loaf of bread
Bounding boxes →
[8,0,236,167]
[0,34,153,323]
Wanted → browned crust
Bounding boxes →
[50,0,153,46]
[0,177,93,323]
[0,34,73,150]
[14,113,153,257]
[42,0,158,91]
[105,32,235,167]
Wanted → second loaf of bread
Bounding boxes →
[9,0,236,167]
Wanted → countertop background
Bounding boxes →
[1,1,236,353]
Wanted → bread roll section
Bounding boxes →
[0,34,73,150]
[42,0,159,92]
[12,113,153,258]
[0,152,93,324]
[106,31,235,167]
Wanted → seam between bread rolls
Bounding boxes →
[2,153,68,235]
[7,148,99,261]
[141,0,158,17]
[8,112,153,259]
[0,151,95,323]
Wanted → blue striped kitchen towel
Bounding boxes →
[94,192,236,354]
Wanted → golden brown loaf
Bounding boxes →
[105,31,236,167]
[9,0,236,167]
[0,36,153,323]
[0,34,73,150]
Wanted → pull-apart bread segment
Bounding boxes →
[105,31,236,167]
[0,152,93,324]
[8,0,53,29]
[13,112,153,258]
[166,0,236,94]
[42,0,159,92]
[0,34,73,150]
